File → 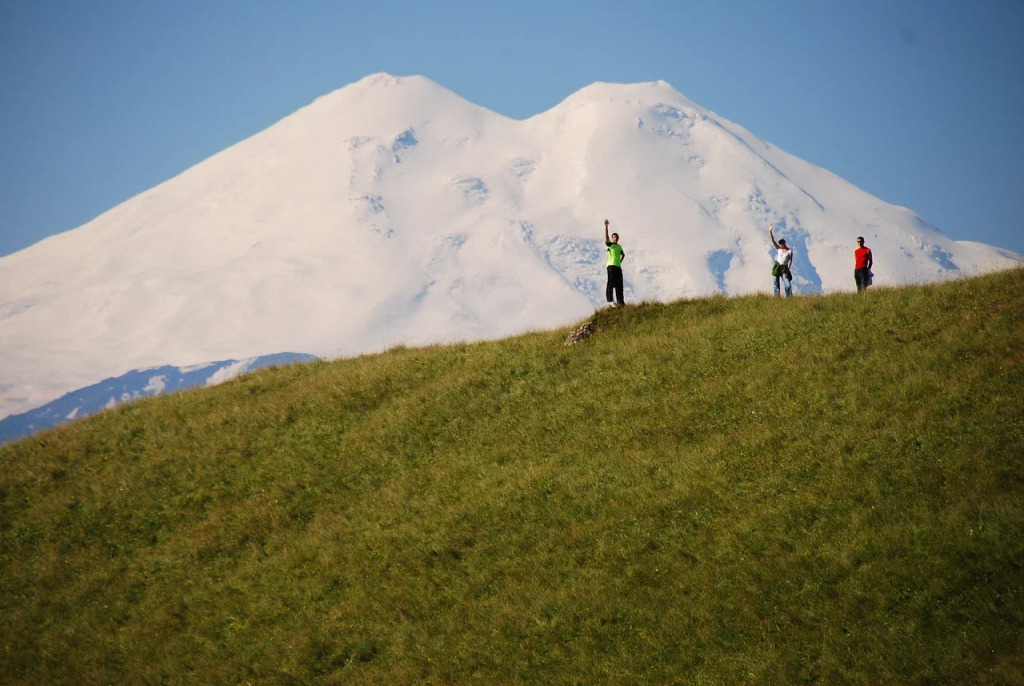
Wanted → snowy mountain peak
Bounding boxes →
[556,78,692,106]
[1,73,1020,422]
[539,80,707,129]
[358,72,407,88]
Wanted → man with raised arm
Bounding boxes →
[769,224,794,298]
[604,219,626,307]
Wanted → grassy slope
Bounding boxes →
[2,269,1023,684]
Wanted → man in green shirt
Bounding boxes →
[604,219,626,306]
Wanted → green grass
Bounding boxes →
[2,269,1023,684]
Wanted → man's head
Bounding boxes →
[857,237,865,247]
[778,239,787,248]
[611,233,619,243]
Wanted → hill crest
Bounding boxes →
[2,268,1021,682]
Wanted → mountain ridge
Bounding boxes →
[0,352,317,446]
[1,72,1020,420]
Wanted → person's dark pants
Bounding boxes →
[606,265,624,305]
[855,268,870,292]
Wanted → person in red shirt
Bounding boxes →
[854,237,873,291]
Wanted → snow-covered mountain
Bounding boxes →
[1,73,1020,422]
[0,353,317,445]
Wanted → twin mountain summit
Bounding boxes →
[1,73,1020,443]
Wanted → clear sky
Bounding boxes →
[1,0,1022,258]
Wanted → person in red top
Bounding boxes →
[854,237,873,292]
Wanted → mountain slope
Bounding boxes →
[1,73,1019,420]
[2,269,1022,683]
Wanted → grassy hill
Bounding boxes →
[2,269,1023,684]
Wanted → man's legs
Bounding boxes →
[773,275,781,297]
[784,276,792,298]
[854,268,868,291]
[607,266,625,305]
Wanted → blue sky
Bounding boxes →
[1,0,1022,258]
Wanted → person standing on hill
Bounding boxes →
[769,224,794,297]
[604,219,626,307]
[854,236,874,292]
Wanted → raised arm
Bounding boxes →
[768,224,781,250]
[604,219,610,244]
